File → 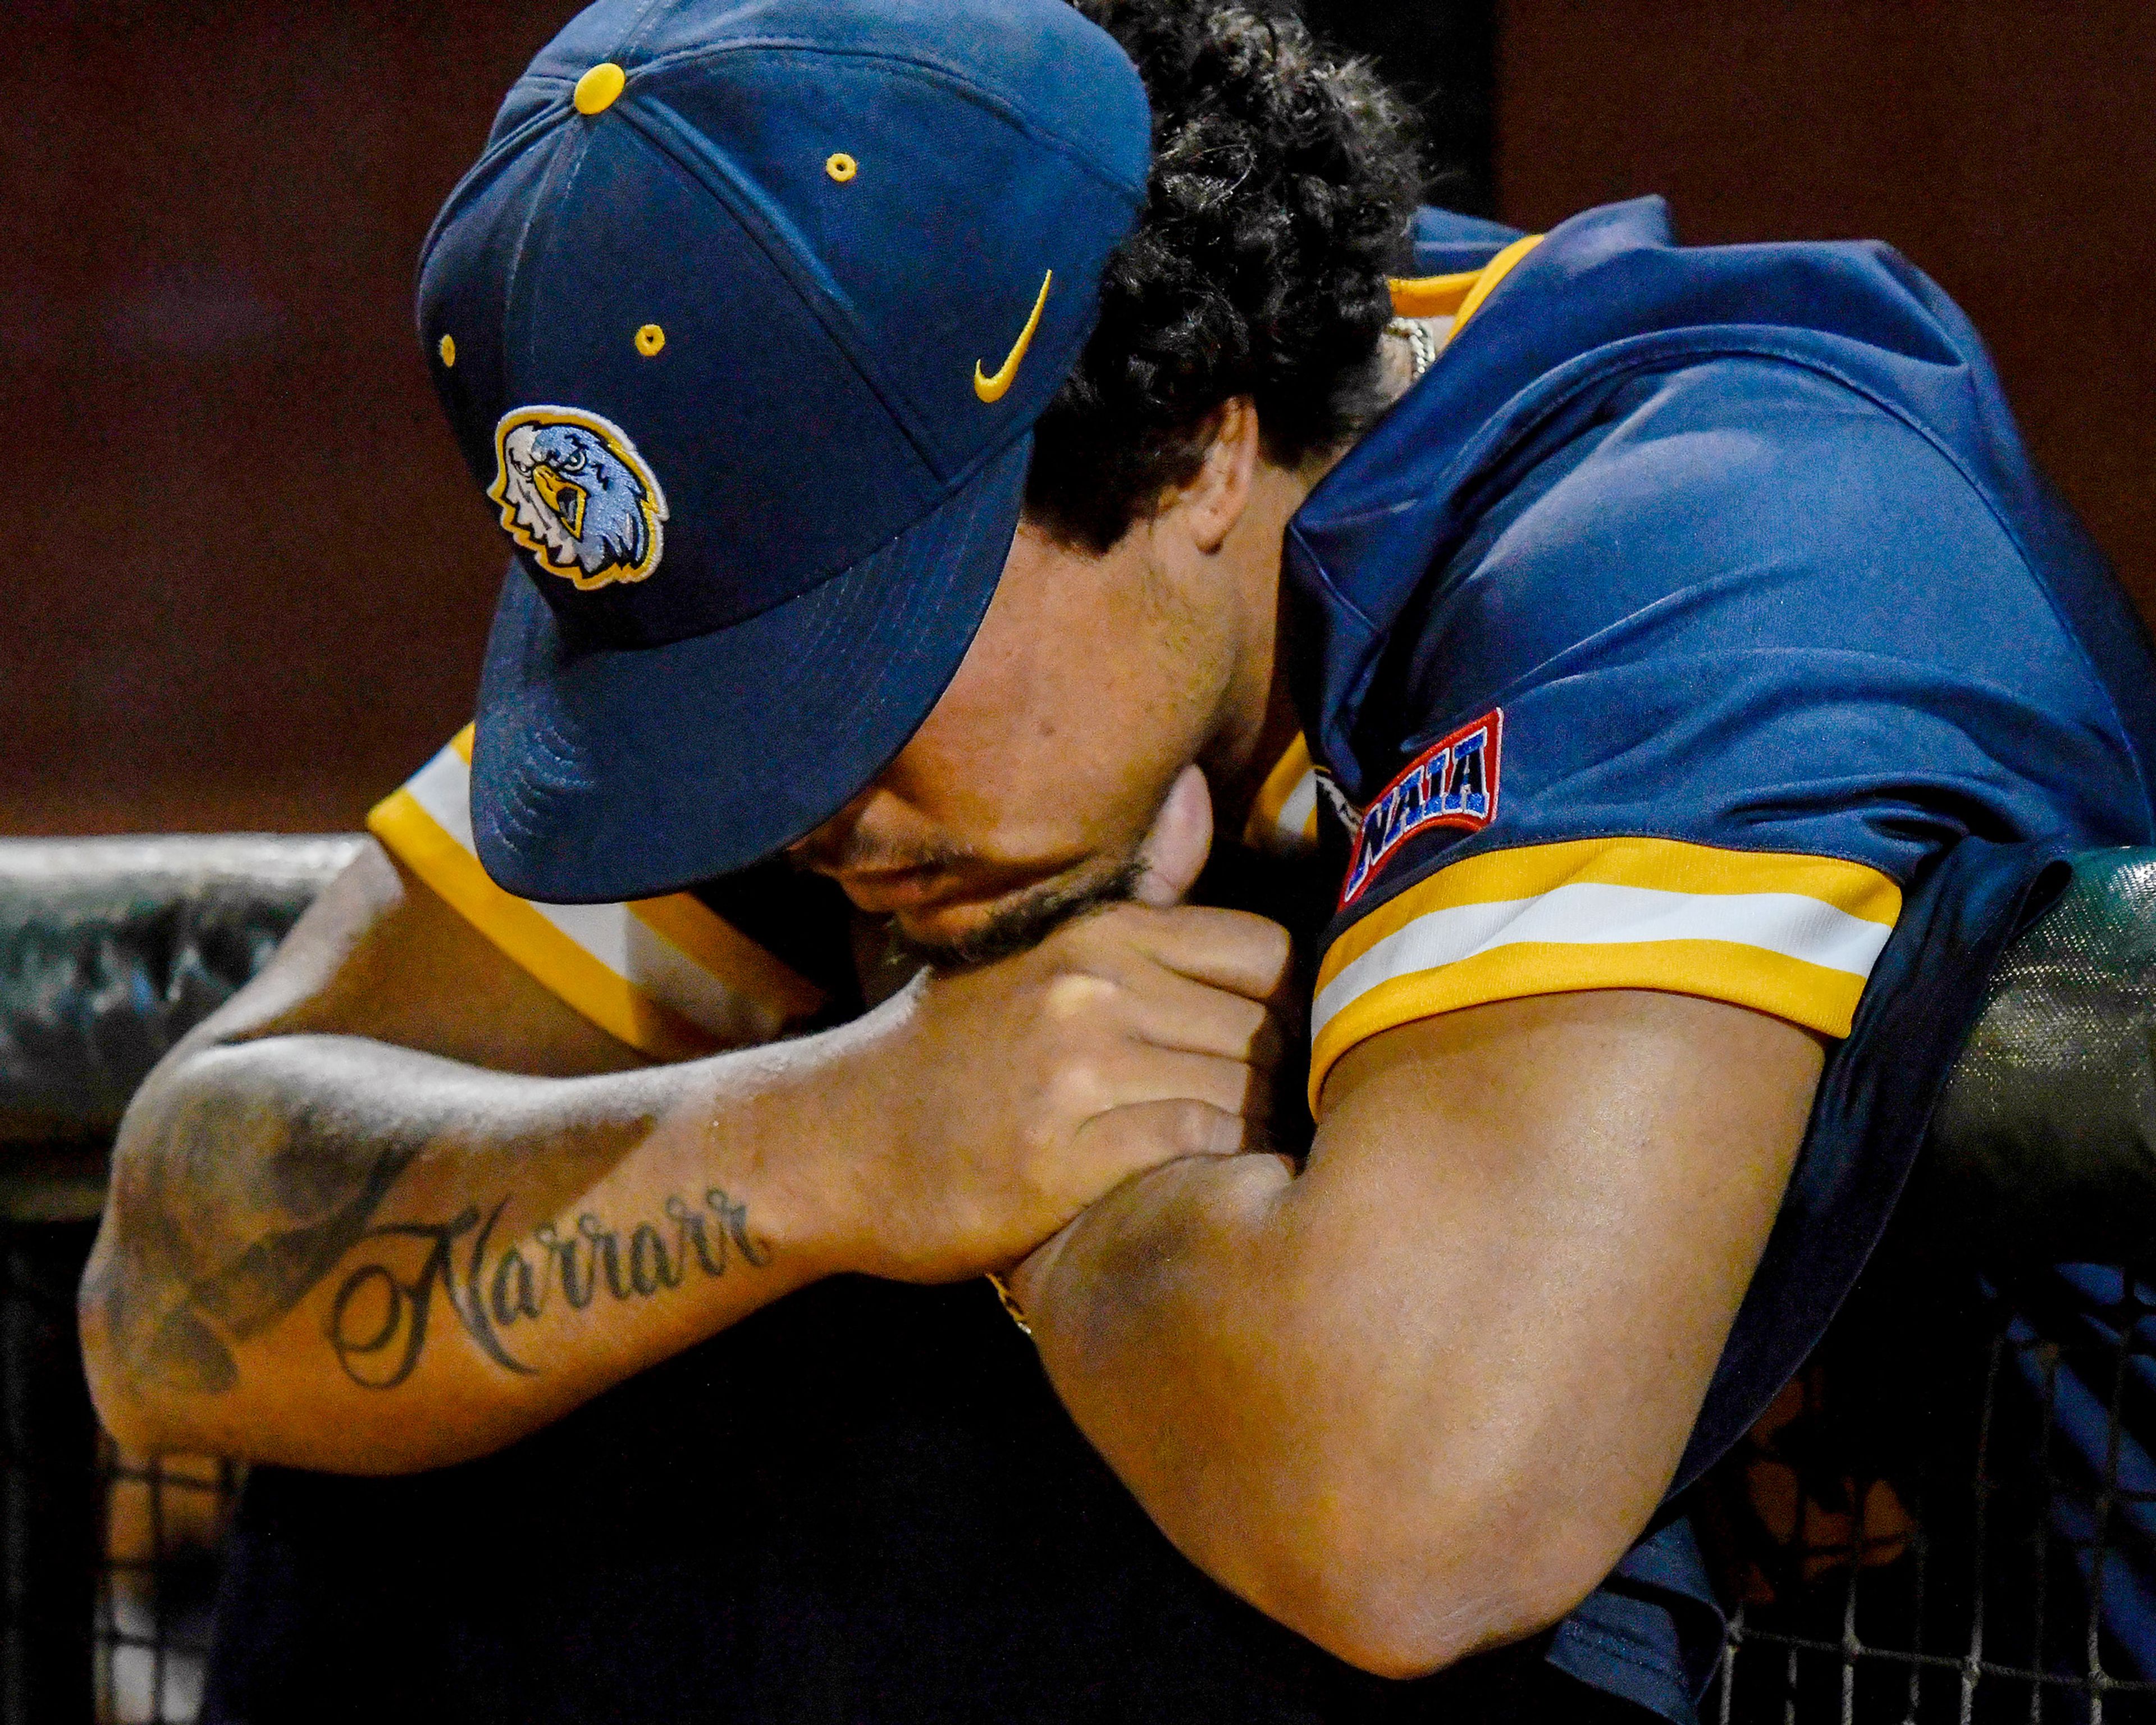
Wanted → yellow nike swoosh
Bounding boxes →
[972,269,1053,404]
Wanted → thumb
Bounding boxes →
[1134,765,1213,908]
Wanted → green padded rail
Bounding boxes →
[1920,848,2156,1266]
[0,838,360,1216]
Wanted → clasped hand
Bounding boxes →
[821,767,1293,1284]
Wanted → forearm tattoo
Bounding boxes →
[85,1067,765,1401]
[86,1104,433,1398]
[327,1187,764,1388]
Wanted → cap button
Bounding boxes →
[573,62,626,116]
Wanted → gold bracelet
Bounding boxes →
[984,1272,1034,1338]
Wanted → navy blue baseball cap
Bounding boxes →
[417,0,1150,902]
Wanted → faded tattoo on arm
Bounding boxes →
[86,1053,762,1405]
[90,1098,436,1397]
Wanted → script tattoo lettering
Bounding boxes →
[84,1070,682,1408]
[326,1189,766,1388]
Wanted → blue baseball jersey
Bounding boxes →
[230,199,2156,1725]
[1286,197,2156,1716]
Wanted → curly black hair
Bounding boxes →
[1021,0,1425,553]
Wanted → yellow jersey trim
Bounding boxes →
[627,892,824,1024]
[1451,233,1544,328]
[366,728,824,1061]
[1308,836,1902,1110]
[1317,837,1901,985]
[1387,269,1484,319]
[367,784,718,1062]
[1387,233,1545,326]
[1240,734,1321,855]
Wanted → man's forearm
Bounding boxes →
[80,1029,853,1473]
[1016,992,1824,1680]
[79,833,1295,1476]
[79,883,1285,1475]
[1011,1151,1419,1659]
[1019,1141,1645,1677]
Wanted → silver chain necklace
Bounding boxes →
[1387,314,1438,382]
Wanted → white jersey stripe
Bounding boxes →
[385,733,817,1052]
[1274,769,1321,848]
[1313,880,1894,1040]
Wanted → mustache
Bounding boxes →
[786,830,971,875]
[884,854,1146,972]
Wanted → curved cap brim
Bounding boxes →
[470,434,1029,903]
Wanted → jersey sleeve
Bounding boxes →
[1307,361,2119,1108]
[367,727,826,1061]
[1314,828,1901,1098]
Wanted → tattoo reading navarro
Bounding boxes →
[327,1189,765,1389]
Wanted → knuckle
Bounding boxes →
[1170,1101,1229,1154]
[1104,897,1172,948]
[1046,1058,1106,1119]
[1042,970,1117,1025]
[1211,906,1286,952]
[1215,1061,1259,1115]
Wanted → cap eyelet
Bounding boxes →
[574,62,626,115]
[437,334,456,367]
[635,323,666,357]
[825,152,858,183]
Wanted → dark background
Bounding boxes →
[10,2,2152,835]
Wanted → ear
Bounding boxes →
[1172,396,1263,555]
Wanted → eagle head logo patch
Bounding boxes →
[488,406,668,590]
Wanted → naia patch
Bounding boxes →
[489,405,669,590]
[1340,709,1502,906]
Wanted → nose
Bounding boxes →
[794,779,970,882]
[786,783,891,874]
